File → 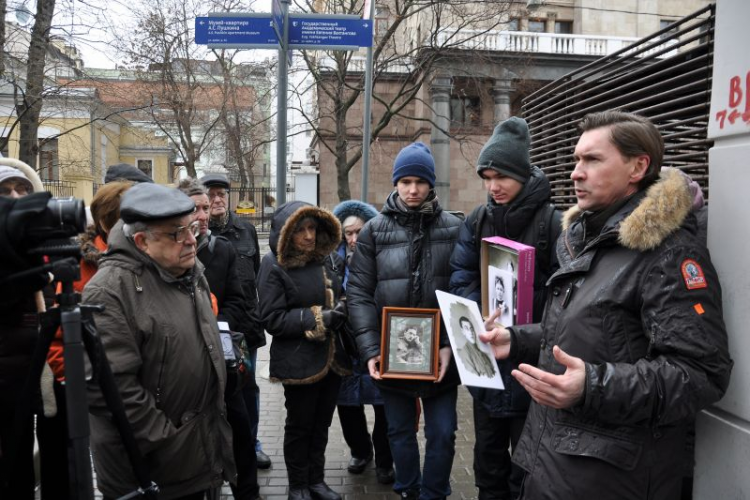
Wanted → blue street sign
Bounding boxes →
[195,16,278,48]
[288,15,373,50]
[272,0,284,46]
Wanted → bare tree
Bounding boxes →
[292,0,514,201]
[121,1,221,178]
[0,0,6,76]
[213,50,276,193]
[17,0,56,167]
[115,0,274,180]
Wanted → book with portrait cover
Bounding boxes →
[480,236,535,326]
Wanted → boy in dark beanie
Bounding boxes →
[476,117,531,183]
[450,116,562,500]
[347,142,462,499]
[391,142,436,188]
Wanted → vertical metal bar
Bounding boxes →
[360,0,376,202]
[276,0,290,206]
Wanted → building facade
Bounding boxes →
[311,0,711,213]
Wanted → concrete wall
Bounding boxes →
[694,0,750,497]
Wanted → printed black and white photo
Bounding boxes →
[386,315,434,374]
[396,325,424,365]
[436,291,504,390]
[456,316,495,378]
[488,265,514,327]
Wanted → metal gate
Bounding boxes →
[522,5,715,208]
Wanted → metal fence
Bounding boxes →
[522,5,714,208]
[42,180,75,197]
[227,185,295,233]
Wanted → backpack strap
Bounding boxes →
[532,203,559,277]
[471,204,488,250]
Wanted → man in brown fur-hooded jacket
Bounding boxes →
[480,111,733,500]
[257,200,351,500]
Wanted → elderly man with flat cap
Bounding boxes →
[83,183,235,500]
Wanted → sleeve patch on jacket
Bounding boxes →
[694,303,705,315]
[681,259,707,290]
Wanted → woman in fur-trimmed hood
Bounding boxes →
[257,200,351,499]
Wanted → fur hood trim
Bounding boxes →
[561,168,692,251]
[274,204,341,269]
[332,200,379,226]
[79,226,106,267]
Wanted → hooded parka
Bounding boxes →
[347,191,462,398]
[509,169,733,500]
[332,199,383,406]
[257,201,351,384]
[83,220,235,500]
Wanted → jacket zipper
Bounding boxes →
[155,336,168,407]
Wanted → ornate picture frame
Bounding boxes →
[380,307,441,381]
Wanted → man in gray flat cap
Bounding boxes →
[83,183,235,500]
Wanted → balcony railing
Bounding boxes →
[42,180,75,197]
[318,57,413,74]
[436,29,679,58]
[318,30,678,75]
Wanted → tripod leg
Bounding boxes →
[59,306,95,500]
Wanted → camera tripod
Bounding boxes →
[3,256,158,500]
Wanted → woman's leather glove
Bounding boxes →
[322,300,347,330]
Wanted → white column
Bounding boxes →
[695,0,750,497]
[430,74,452,208]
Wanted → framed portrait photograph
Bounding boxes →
[436,291,504,390]
[380,307,441,381]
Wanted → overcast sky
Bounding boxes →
[34,0,274,69]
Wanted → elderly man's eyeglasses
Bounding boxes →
[208,190,227,200]
[148,221,200,243]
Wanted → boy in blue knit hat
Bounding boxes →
[346,142,463,499]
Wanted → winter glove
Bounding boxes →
[305,305,327,342]
[322,300,347,330]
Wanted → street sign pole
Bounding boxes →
[276,0,290,206]
[360,0,375,203]
[196,9,371,207]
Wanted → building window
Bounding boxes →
[0,136,8,158]
[136,159,153,179]
[375,6,391,38]
[39,139,59,181]
[555,21,573,34]
[450,96,481,126]
[507,18,520,31]
[528,19,546,33]
[660,19,678,38]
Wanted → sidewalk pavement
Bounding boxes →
[233,340,480,500]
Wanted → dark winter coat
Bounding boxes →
[209,212,265,349]
[332,200,383,406]
[83,220,235,500]
[0,296,40,410]
[449,166,562,417]
[347,191,462,398]
[197,232,259,342]
[509,169,733,500]
[257,201,351,384]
